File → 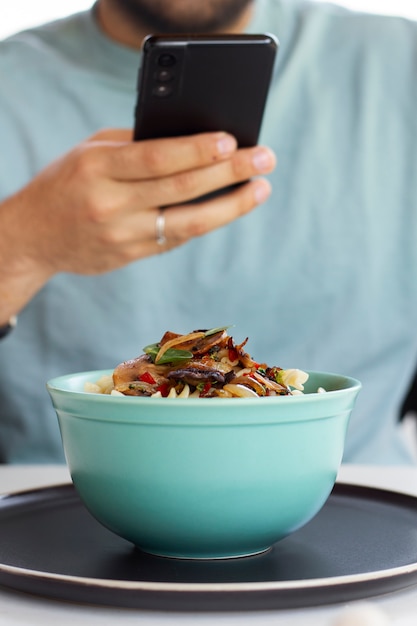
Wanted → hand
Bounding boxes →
[0,129,275,319]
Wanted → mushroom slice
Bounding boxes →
[113,380,155,397]
[113,354,170,388]
[188,330,228,357]
[155,329,228,363]
[168,362,226,386]
[229,375,267,396]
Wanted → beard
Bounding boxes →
[109,0,254,33]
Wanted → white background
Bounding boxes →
[1,0,417,39]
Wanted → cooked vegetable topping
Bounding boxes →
[104,327,310,398]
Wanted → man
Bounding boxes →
[0,0,416,463]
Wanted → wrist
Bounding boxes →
[0,315,17,340]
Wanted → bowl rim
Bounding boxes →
[46,368,361,404]
[47,370,361,426]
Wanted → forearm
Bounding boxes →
[0,192,52,325]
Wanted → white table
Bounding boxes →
[0,464,416,625]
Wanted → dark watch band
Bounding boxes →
[0,316,17,340]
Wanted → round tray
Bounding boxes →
[0,482,417,611]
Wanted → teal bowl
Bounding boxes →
[47,370,361,560]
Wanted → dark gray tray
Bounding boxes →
[0,482,416,611]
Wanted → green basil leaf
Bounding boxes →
[204,325,232,337]
[143,343,160,362]
[156,348,193,365]
[143,343,193,365]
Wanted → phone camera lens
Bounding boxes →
[152,83,173,97]
[156,69,173,82]
[158,53,176,67]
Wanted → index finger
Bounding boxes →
[95,132,238,181]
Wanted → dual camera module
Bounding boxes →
[152,53,176,97]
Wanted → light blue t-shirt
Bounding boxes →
[1,0,416,463]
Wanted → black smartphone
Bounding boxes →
[134,33,278,147]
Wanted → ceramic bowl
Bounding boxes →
[47,370,361,560]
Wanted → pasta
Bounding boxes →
[85,327,311,399]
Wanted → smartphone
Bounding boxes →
[133,34,278,201]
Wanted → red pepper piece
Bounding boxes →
[199,382,212,397]
[156,383,170,397]
[139,372,156,385]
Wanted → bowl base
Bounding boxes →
[136,545,272,561]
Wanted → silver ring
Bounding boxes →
[155,210,166,246]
